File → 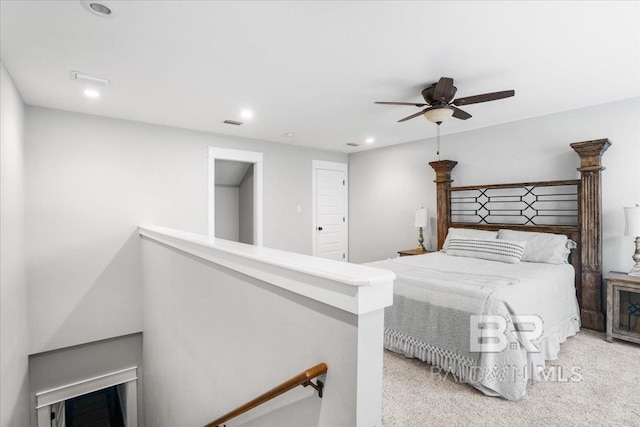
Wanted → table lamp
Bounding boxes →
[415,207,428,252]
[624,204,640,276]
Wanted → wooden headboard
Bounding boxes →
[429,139,611,332]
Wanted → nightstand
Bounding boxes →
[397,248,432,257]
[606,271,640,344]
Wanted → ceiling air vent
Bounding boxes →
[346,142,360,147]
[223,120,243,126]
[70,70,110,86]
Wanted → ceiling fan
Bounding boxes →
[375,77,515,123]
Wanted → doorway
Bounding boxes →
[214,159,254,244]
[36,367,137,427]
[63,385,125,427]
[208,147,263,246]
[312,160,348,261]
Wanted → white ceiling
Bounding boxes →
[1,1,639,153]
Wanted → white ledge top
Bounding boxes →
[139,225,394,314]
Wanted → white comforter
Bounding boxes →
[367,252,580,400]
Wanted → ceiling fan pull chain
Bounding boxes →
[436,122,441,161]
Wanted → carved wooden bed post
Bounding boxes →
[429,160,457,250]
[571,138,611,332]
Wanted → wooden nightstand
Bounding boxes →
[397,248,433,257]
[606,271,640,344]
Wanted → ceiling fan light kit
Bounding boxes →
[423,107,454,123]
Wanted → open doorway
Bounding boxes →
[36,367,137,427]
[214,159,254,244]
[208,147,263,246]
[61,384,125,427]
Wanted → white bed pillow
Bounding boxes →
[445,237,526,264]
[497,229,570,264]
[442,227,498,252]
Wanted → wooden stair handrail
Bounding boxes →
[204,362,328,427]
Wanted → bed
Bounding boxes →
[369,139,611,400]
[369,249,579,400]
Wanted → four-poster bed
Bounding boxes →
[367,138,610,400]
[430,138,610,332]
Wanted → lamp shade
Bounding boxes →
[424,108,454,123]
[624,205,640,236]
[415,207,427,228]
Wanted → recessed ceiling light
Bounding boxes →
[284,132,296,138]
[365,137,375,144]
[241,110,253,120]
[90,3,111,15]
[80,1,113,17]
[84,89,100,98]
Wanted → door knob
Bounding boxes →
[317,227,323,231]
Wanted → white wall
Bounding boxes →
[349,97,640,278]
[141,236,385,427]
[0,61,29,427]
[214,185,240,241]
[24,106,347,354]
[239,165,254,244]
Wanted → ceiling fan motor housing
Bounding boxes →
[422,83,457,105]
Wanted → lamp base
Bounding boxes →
[417,227,427,252]
[630,236,640,276]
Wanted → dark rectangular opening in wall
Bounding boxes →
[64,385,125,427]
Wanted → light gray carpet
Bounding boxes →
[383,330,640,426]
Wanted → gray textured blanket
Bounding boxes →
[366,253,581,400]
[369,259,519,374]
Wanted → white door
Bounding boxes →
[313,161,348,261]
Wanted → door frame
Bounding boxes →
[208,147,263,246]
[312,160,348,260]
[36,367,138,427]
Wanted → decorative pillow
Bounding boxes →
[445,237,526,264]
[497,229,570,264]
[442,227,498,252]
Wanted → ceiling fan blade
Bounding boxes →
[433,77,454,102]
[451,106,472,120]
[398,109,428,122]
[453,90,515,106]
[375,101,428,107]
